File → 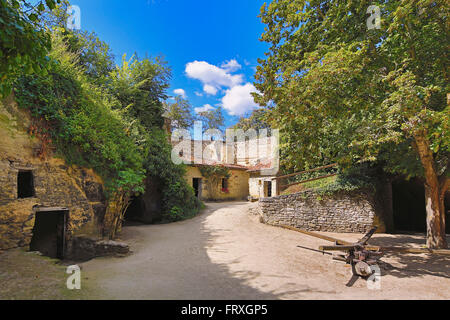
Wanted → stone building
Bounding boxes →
[0,97,107,259]
[184,164,250,201]
[172,137,279,202]
[248,162,278,200]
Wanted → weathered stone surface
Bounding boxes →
[258,190,382,233]
[0,97,107,253]
[67,235,130,261]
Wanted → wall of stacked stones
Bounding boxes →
[258,190,378,233]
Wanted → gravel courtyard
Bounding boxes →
[1,201,449,299]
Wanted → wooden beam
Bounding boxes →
[381,247,450,256]
[276,225,351,245]
[276,225,450,256]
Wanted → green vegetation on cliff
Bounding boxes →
[2,1,200,234]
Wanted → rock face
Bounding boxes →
[0,96,107,257]
[258,189,385,233]
[68,236,129,261]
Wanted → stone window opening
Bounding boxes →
[221,178,229,193]
[17,170,35,199]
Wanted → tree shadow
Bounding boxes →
[82,202,335,300]
[369,233,450,280]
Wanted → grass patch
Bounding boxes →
[0,249,99,300]
[282,175,337,195]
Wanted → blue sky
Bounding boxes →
[70,0,269,128]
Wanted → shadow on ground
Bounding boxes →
[368,234,450,280]
[82,202,288,299]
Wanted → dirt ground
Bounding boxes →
[0,249,96,300]
[1,201,449,299]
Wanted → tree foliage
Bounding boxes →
[197,106,225,132]
[255,0,449,248]
[232,108,271,132]
[109,54,170,130]
[163,96,196,129]
[9,4,202,234]
[109,54,201,222]
[0,0,60,97]
[14,32,146,195]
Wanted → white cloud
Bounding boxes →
[221,59,242,72]
[185,61,243,95]
[221,83,259,116]
[203,84,218,95]
[173,88,186,98]
[195,91,203,97]
[195,104,215,114]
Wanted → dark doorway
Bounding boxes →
[264,181,272,198]
[193,178,202,198]
[124,177,163,224]
[18,170,34,198]
[30,209,68,259]
[124,196,145,222]
[446,192,450,234]
[392,179,426,233]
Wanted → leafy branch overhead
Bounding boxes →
[255,0,449,249]
[0,0,61,97]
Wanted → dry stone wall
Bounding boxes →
[258,190,378,233]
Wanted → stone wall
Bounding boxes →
[0,97,106,254]
[258,190,381,233]
[0,159,106,251]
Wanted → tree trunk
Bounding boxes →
[414,132,448,249]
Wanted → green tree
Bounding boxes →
[197,106,225,132]
[60,30,116,87]
[109,54,201,222]
[232,108,270,132]
[0,0,60,97]
[255,0,449,248]
[110,54,170,130]
[163,96,195,129]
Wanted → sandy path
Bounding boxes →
[80,202,450,300]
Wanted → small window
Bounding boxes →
[221,178,229,191]
[18,170,35,199]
